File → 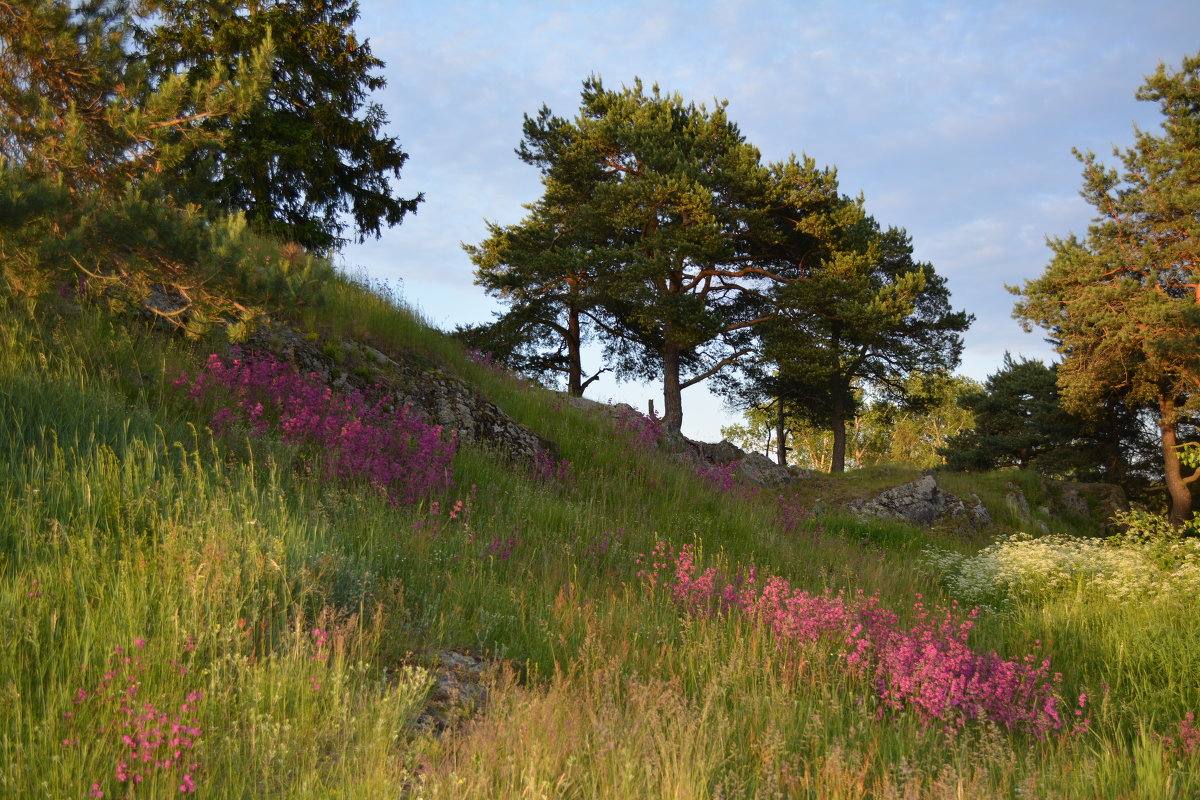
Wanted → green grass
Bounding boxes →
[1,287,1197,798]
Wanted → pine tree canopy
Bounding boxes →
[1013,52,1200,523]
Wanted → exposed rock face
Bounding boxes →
[1005,484,1032,521]
[1053,481,1128,518]
[246,323,549,461]
[849,474,985,528]
[693,439,745,465]
[676,437,795,488]
[734,451,794,488]
[965,493,993,527]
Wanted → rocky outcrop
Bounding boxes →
[849,474,988,528]
[733,451,794,488]
[1005,483,1032,521]
[415,650,493,733]
[246,322,549,461]
[693,439,745,466]
[1051,481,1128,519]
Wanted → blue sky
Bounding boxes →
[340,0,1200,441]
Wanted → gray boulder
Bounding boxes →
[694,439,746,465]
[733,451,793,488]
[848,474,970,527]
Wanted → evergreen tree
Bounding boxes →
[465,130,615,396]
[0,0,270,194]
[0,2,330,320]
[1013,53,1200,524]
[472,77,842,435]
[939,355,1150,481]
[136,0,421,252]
[735,218,971,472]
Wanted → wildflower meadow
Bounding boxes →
[2,285,1198,798]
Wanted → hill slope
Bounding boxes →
[2,281,1197,799]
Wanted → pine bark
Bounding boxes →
[566,307,583,396]
[662,339,684,436]
[775,401,788,466]
[1159,396,1195,526]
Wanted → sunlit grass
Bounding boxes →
[1,291,1197,798]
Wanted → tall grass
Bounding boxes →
[2,292,1197,798]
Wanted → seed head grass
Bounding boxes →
[2,287,1198,798]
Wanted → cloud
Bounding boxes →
[343,0,1200,439]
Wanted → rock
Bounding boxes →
[733,451,793,488]
[1005,489,1031,521]
[245,322,550,462]
[788,466,817,480]
[1056,484,1091,517]
[693,439,745,465]
[415,650,492,733]
[142,284,192,330]
[848,474,970,527]
[564,394,612,414]
[669,449,705,469]
[965,493,993,527]
[659,428,690,454]
[1051,480,1128,523]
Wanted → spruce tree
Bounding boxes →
[136,0,421,253]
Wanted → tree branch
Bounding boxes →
[680,348,753,389]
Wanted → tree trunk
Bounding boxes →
[830,391,847,473]
[1159,396,1194,526]
[661,339,684,436]
[775,401,788,466]
[566,307,583,396]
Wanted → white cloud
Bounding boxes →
[342,0,1200,440]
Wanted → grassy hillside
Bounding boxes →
[2,280,1197,799]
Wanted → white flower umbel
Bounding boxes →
[925,523,1200,606]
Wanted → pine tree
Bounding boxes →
[1013,53,1200,523]
[735,217,971,472]
[472,77,842,435]
[0,0,270,194]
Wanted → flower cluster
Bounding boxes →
[776,493,820,537]
[925,529,1200,606]
[694,461,738,493]
[65,639,204,797]
[465,349,509,377]
[486,531,520,561]
[530,448,577,491]
[614,406,663,456]
[1162,713,1199,758]
[176,350,456,505]
[568,528,625,569]
[639,543,1069,738]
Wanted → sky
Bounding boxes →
[339,0,1200,442]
